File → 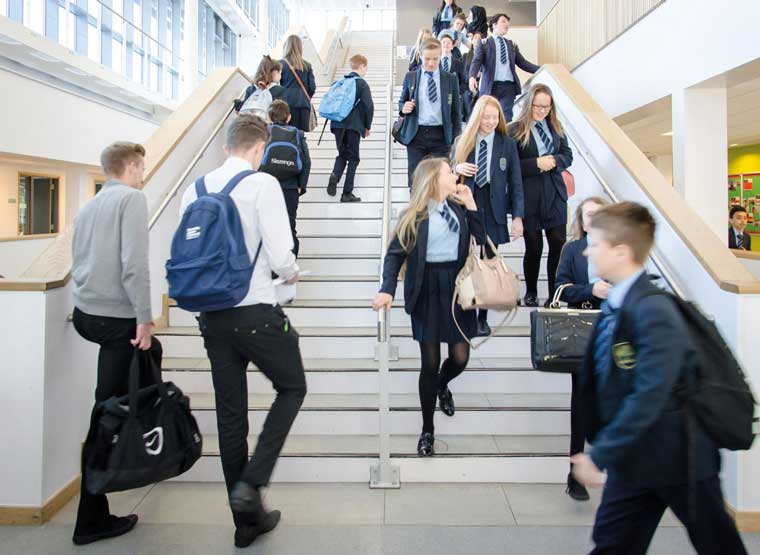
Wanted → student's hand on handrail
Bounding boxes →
[131,322,154,351]
[372,292,393,312]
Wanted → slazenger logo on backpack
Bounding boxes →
[271,158,295,167]
[143,427,164,456]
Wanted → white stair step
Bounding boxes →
[299,236,380,255]
[298,219,381,235]
[307,173,384,187]
[296,256,380,275]
[309,148,386,160]
[298,202,383,219]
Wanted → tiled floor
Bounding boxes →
[2,482,760,554]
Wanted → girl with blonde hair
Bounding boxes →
[408,28,433,72]
[372,158,485,457]
[451,95,524,335]
[280,35,316,131]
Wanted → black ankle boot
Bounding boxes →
[417,432,435,457]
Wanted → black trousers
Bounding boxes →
[523,224,566,300]
[282,188,300,257]
[332,128,361,195]
[406,125,450,189]
[198,304,306,527]
[569,373,584,460]
[72,308,162,534]
[492,81,518,122]
[289,107,312,133]
[591,475,747,555]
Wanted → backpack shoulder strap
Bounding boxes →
[221,170,256,196]
[194,176,207,198]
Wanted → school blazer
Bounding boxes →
[450,132,525,235]
[468,36,539,97]
[728,228,752,250]
[380,203,485,315]
[578,273,720,488]
[397,69,462,146]
[440,56,467,97]
[279,60,316,109]
[554,236,602,309]
[510,121,573,220]
[330,72,375,135]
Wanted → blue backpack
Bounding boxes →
[318,76,359,122]
[166,170,262,312]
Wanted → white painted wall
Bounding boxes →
[572,0,760,119]
[0,237,57,278]
[648,154,673,185]
[0,69,159,167]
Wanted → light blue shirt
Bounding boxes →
[585,235,601,284]
[418,69,443,126]
[493,35,514,83]
[441,5,453,21]
[476,131,495,184]
[426,200,460,262]
[607,268,646,310]
[531,119,554,156]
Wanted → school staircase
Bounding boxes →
[151,30,571,484]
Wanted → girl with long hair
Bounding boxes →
[280,35,316,131]
[509,83,573,307]
[408,28,433,72]
[433,0,460,36]
[372,158,485,457]
[451,95,524,335]
[236,55,285,118]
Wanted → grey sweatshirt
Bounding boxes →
[72,180,152,324]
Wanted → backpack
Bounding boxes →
[260,125,303,181]
[636,290,757,451]
[239,87,273,119]
[165,170,263,312]
[318,76,359,122]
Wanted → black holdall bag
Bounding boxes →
[530,284,600,373]
[391,71,417,145]
[84,347,203,495]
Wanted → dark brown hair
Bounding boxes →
[589,202,656,264]
[437,1,460,14]
[350,54,368,69]
[573,196,609,240]
[488,13,511,31]
[268,100,290,125]
[100,142,145,177]
[253,55,281,89]
[226,113,270,151]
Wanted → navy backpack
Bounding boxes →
[166,170,262,312]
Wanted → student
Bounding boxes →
[261,100,311,257]
[572,202,748,555]
[467,5,488,36]
[373,158,485,457]
[179,114,306,548]
[468,13,540,121]
[432,0,460,37]
[327,54,374,203]
[280,35,316,132]
[554,196,609,502]
[509,84,573,307]
[70,141,157,545]
[409,28,433,72]
[438,32,467,109]
[398,38,462,189]
[462,31,484,122]
[451,95,524,336]
[439,13,469,58]
[236,55,285,119]
[729,205,752,250]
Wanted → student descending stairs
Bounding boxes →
[154,30,573,484]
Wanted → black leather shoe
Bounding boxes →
[523,294,538,307]
[229,481,264,514]
[234,510,282,548]
[566,473,590,501]
[476,320,492,337]
[438,387,455,416]
[417,432,435,457]
[340,192,361,203]
[327,173,339,196]
[73,514,138,545]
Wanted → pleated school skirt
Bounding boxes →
[411,261,477,343]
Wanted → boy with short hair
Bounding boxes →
[260,99,311,257]
[573,202,747,555]
[326,54,374,203]
[438,32,466,117]
[729,205,751,250]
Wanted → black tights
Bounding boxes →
[419,341,470,434]
[523,224,567,299]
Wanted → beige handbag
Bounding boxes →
[451,236,522,348]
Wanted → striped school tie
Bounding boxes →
[737,233,744,249]
[425,71,438,103]
[475,139,488,188]
[499,37,508,65]
[443,57,449,72]
[440,203,460,233]
[535,122,553,153]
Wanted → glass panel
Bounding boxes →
[27,0,45,34]
[132,50,143,82]
[112,37,123,73]
[88,21,99,62]
[58,5,67,45]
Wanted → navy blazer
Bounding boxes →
[728,228,752,250]
[578,273,720,488]
[280,60,316,109]
[468,36,539,97]
[555,236,602,309]
[380,203,485,315]
[440,56,467,97]
[451,132,524,241]
[330,72,375,135]
[397,69,462,147]
[510,121,572,224]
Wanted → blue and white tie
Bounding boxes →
[475,139,488,188]
[499,37,508,65]
[442,57,450,72]
[440,203,460,233]
[535,122,553,153]
[425,71,438,103]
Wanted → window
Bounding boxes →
[18,174,60,236]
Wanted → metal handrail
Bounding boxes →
[323,19,351,78]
